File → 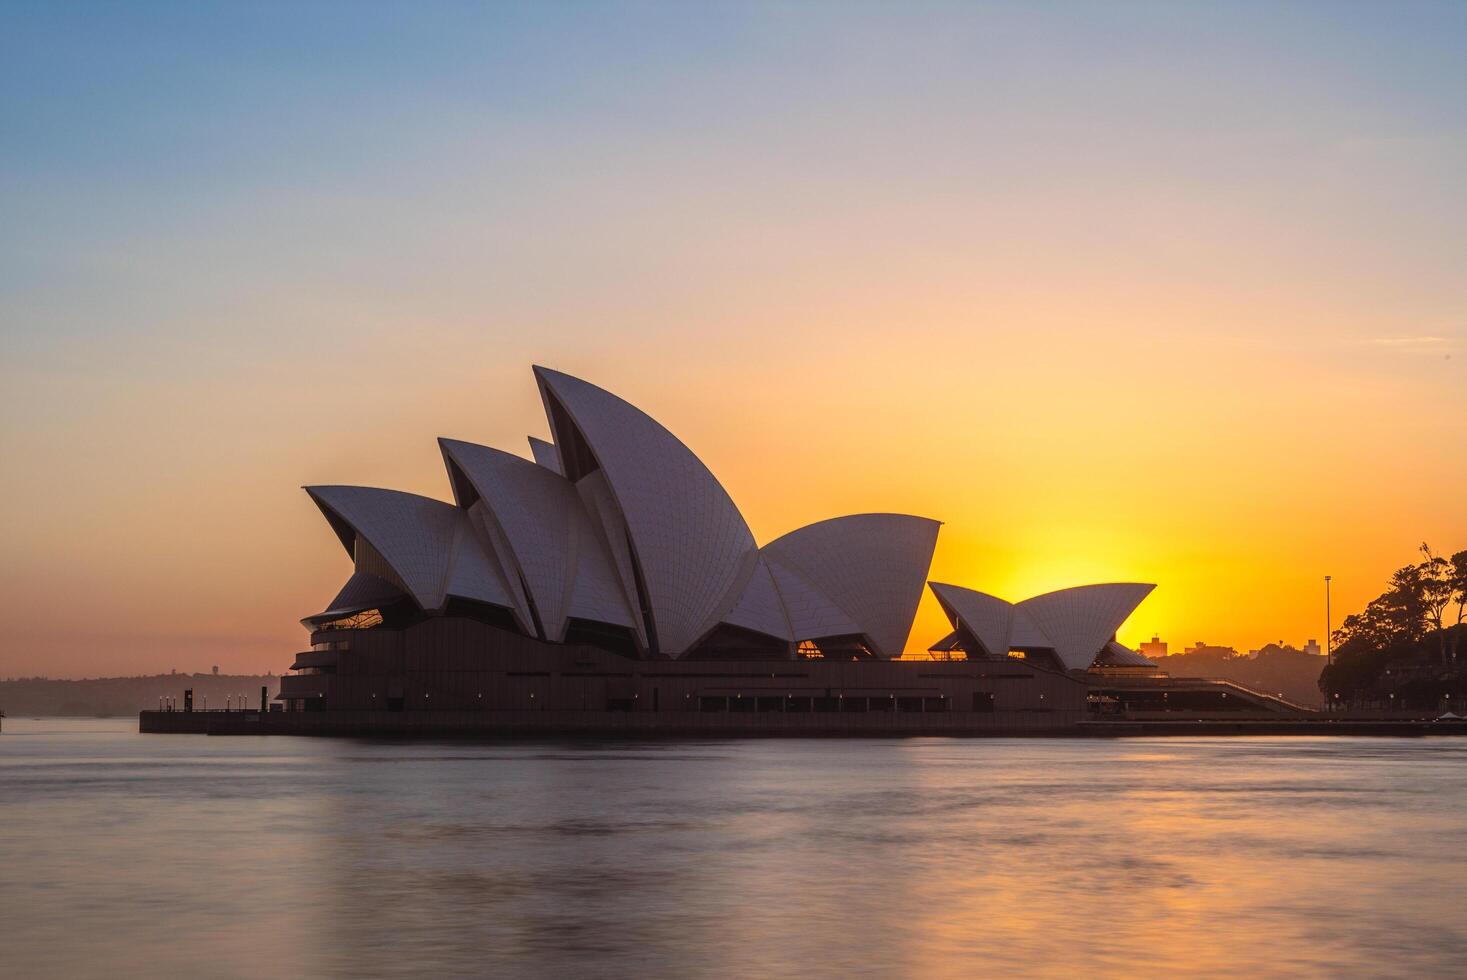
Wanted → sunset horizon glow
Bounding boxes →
[2,1,1463,677]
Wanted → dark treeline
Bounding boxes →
[1320,544,1467,709]
[0,674,279,717]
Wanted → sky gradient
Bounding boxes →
[3,1,1464,677]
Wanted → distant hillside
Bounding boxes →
[1152,645,1326,708]
[0,674,279,717]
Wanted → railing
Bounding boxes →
[1191,678,1319,713]
[149,707,270,714]
[1107,673,1320,713]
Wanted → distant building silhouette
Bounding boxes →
[1138,635,1168,659]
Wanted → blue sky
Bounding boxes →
[2,1,1463,675]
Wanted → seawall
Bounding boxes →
[138,709,1467,738]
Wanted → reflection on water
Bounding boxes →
[3,718,1466,978]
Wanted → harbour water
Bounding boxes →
[3,718,1465,978]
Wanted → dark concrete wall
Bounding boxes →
[271,618,1089,733]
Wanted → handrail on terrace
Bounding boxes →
[1190,677,1319,713]
[1103,672,1320,713]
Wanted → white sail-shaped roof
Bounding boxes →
[534,366,759,656]
[928,583,1013,660]
[303,365,1160,672]
[527,436,561,474]
[764,559,863,640]
[575,470,648,645]
[763,514,941,659]
[306,571,405,624]
[1016,583,1155,671]
[463,500,536,631]
[928,581,1155,670]
[928,630,964,653]
[562,514,642,633]
[1007,608,1054,650]
[440,438,639,641]
[721,557,795,641]
[305,486,517,613]
[441,439,577,640]
[445,514,521,613]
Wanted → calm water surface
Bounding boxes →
[3,719,1465,978]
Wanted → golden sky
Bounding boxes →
[2,3,1463,676]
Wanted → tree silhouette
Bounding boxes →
[1449,550,1467,662]
[1322,542,1467,706]
[1420,544,1455,662]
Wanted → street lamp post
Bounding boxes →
[1325,574,1334,713]
[1325,575,1332,667]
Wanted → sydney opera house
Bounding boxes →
[246,366,1294,735]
